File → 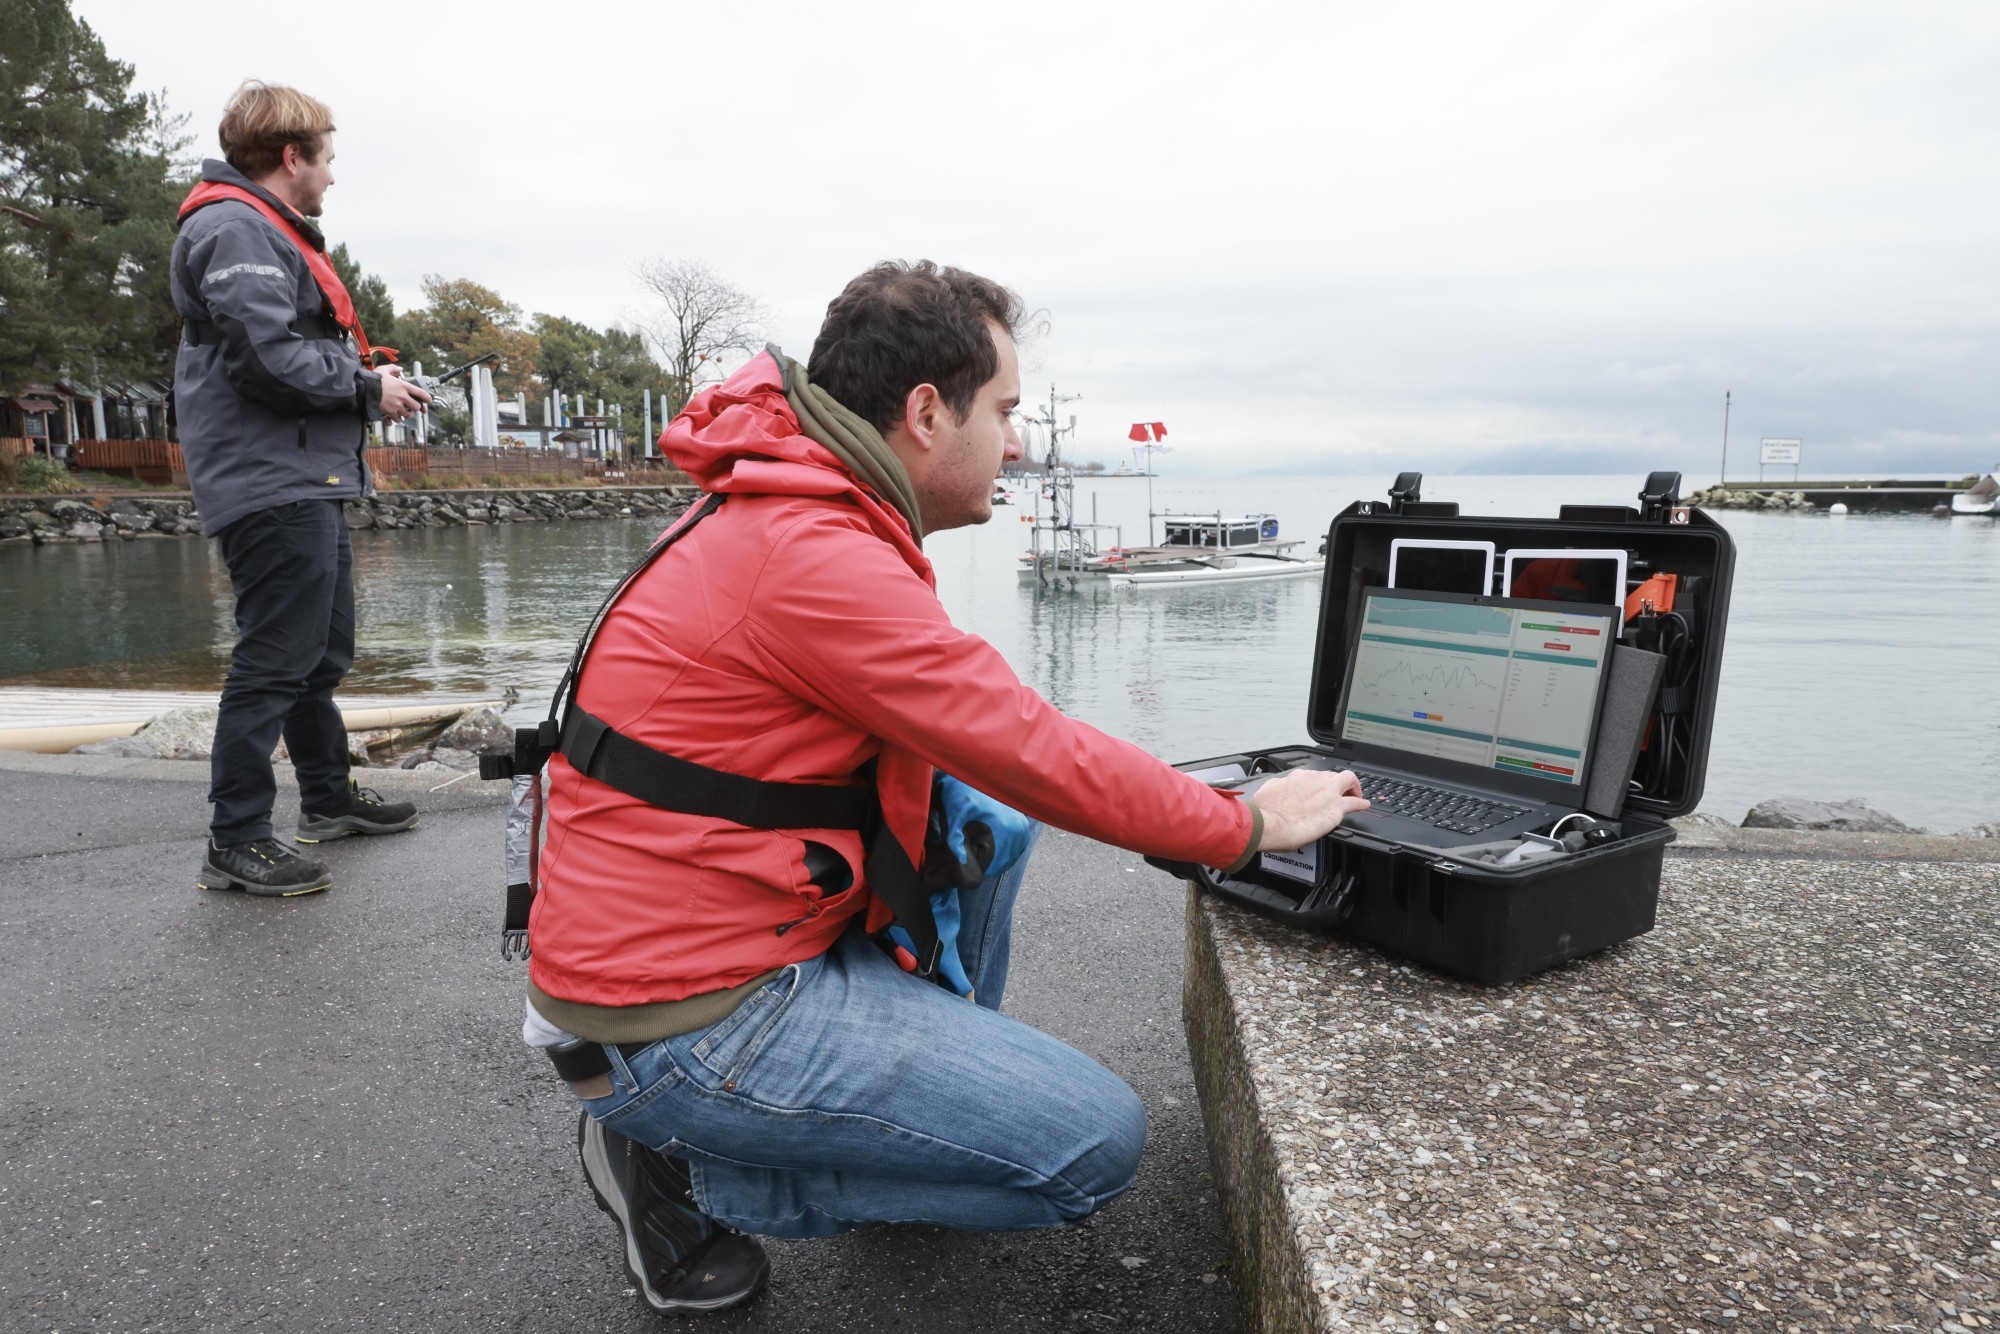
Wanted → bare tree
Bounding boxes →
[633,258,768,415]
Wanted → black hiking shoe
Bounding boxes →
[577,1110,770,1314]
[197,838,333,897]
[296,780,418,842]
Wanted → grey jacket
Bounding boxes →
[170,159,384,536]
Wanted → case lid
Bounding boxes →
[1307,471,1734,819]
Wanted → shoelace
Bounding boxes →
[352,785,390,809]
[225,837,302,865]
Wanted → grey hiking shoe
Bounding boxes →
[577,1110,770,1314]
[296,780,418,842]
[197,837,333,896]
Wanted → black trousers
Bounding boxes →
[209,500,354,843]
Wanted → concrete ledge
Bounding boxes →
[1184,858,1999,1332]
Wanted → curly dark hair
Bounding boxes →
[807,261,1025,434]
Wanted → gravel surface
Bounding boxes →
[1188,858,1999,1333]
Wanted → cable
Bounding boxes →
[1634,609,1697,801]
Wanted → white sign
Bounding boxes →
[1261,843,1319,885]
[1760,438,1802,465]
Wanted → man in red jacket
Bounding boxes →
[526,261,1368,1314]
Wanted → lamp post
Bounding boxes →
[1719,390,1731,486]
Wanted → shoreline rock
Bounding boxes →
[0,485,693,548]
[1742,795,1921,834]
[69,703,507,774]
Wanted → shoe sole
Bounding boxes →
[295,813,419,843]
[196,862,332,897]
[577,1114,768,1314]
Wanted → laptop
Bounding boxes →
[1240,587,1619,851]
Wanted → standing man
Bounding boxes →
[171,82,428,897]
[524,261,1369,1313]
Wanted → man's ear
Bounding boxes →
[901,382,945,452]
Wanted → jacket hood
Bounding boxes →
[661,351,929,570]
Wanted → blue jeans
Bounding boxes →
[579,829,1148,1238]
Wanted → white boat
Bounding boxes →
[1018,512,1309,584]
[1107,551,1325,586]
[1949,468,1999,515]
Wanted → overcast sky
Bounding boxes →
[78,0,1999,478]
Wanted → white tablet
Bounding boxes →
[1500,547,1629,619]
[1387,538,1496,595]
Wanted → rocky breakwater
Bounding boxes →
[1685,485,1815,512]
[0,495,204,544]
[342,486,690,532]
[0,486,693,547]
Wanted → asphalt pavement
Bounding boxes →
[0,756,1237,1333]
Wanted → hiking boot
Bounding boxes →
[197,837,333,897]
[296,780,418,842]
[577,1110,770,1314]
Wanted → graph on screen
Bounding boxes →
[1340,592,1613,780]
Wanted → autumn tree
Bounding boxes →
[633,258,766,415]
[398,276,538,392]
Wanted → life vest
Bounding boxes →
[176,180,396,367]
[483,492,948,979]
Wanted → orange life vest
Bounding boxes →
[176,180,396,366]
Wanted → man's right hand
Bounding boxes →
[377,370,432,422]
[1251,767,1370,851]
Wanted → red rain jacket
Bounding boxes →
[527,352,1255,1006]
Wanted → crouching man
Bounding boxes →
[523,261,1368,1313]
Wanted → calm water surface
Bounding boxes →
[3,474,1995,831]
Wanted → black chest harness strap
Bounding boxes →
[480,492,944,978]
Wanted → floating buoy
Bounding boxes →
[1828,503,1849,516]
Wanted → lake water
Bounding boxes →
[2,474,1995,832]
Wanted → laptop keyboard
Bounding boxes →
[1355,773,1529,836]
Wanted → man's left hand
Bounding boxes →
[925,774,1035,890]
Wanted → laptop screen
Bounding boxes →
[1337,589,1616,787]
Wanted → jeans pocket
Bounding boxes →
[589,1039,686,1131]
[685,967,801,1086]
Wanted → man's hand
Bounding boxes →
[377,368,432,422]
[1251,768,1370,852]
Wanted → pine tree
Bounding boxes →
[0,0,188,395]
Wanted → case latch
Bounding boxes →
[1638,470,1683,524]
[1386,471,1424,513]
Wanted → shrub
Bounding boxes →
[8,454,80,494]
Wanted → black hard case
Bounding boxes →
[1147,472,1734,984]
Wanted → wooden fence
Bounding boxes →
[73,438,185,485]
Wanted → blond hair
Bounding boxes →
[218,81,336,179]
